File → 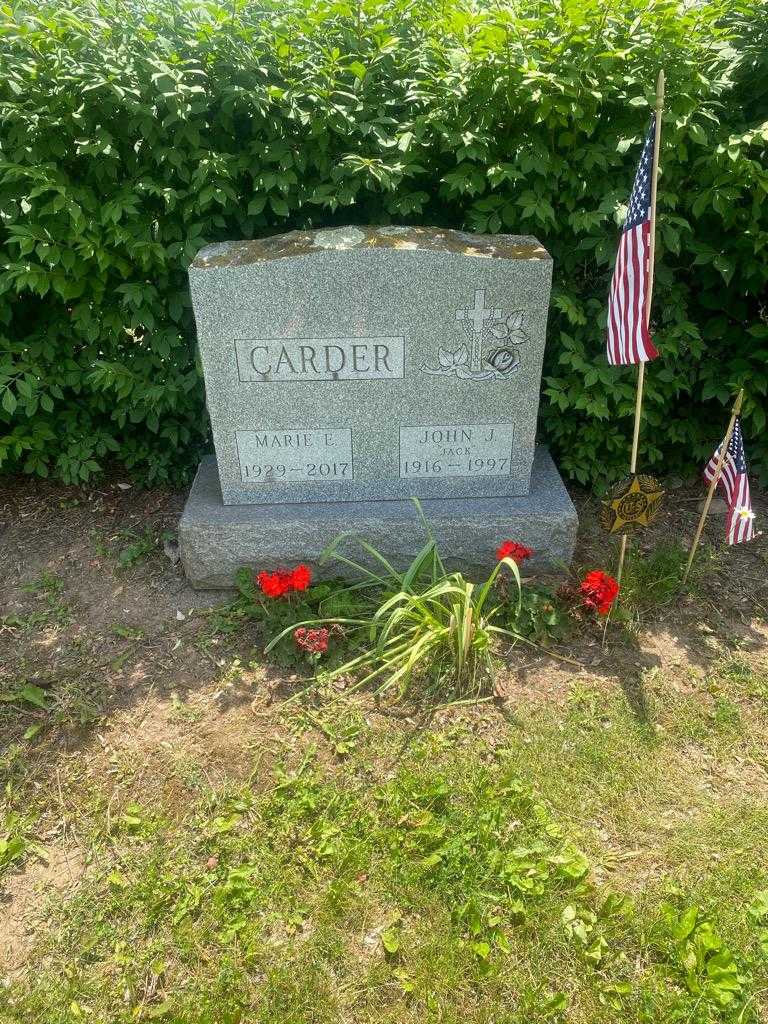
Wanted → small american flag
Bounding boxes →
[703,417,756,545]
[606,115,660,365]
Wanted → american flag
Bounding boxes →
[606,115,660,365]
[703,417,756,545]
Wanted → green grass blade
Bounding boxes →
[410,496,447,579]
[319,533,400,586]
[401,539,440,592]
[476,556,521,618]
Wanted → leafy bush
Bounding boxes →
[1,0,766,486]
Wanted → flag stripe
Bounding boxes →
[630,225,642,363]
[633,225,643,363]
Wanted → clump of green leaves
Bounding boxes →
[499,579,570,644]
[0,810,30,874]
[115,528,158,569]
[234,567,367,671]
[655,903,745,1010]
[0,0,766,488]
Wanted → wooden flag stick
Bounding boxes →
[682,388,744,585]
[616,69,665,585]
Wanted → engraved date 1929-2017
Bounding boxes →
[235,428,353,483]
[234,423,514,484]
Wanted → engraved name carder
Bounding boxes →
[234,336,405,383]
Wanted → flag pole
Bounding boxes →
[682,388,744,585]
[616,69,665,585]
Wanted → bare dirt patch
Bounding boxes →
[1,845,86,973]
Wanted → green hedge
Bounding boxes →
[1,0,766,488]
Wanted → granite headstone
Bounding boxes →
[180,226,577,587]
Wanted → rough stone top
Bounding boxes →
[192,225,551,270]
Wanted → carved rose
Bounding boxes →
[487,347,519,375]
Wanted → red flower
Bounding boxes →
[256,564,312,598]
[290,564,312,592]
[256,570,293,598]
[579,570,619,615]
[294,626,329,654]
[496,540,533,563]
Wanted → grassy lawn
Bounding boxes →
[1,479,767,1023]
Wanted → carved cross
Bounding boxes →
[456,289,501,370]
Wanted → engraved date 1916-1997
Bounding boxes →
[402,456,509,477]
[399,422,514,479]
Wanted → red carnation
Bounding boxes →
[579,570,619,615]
[496,540,533,564]
[290,564,312,592]
[256,570,293,598]
[294,626,329,654]
[256,563,312,598]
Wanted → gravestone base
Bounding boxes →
[180,448,577,590]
